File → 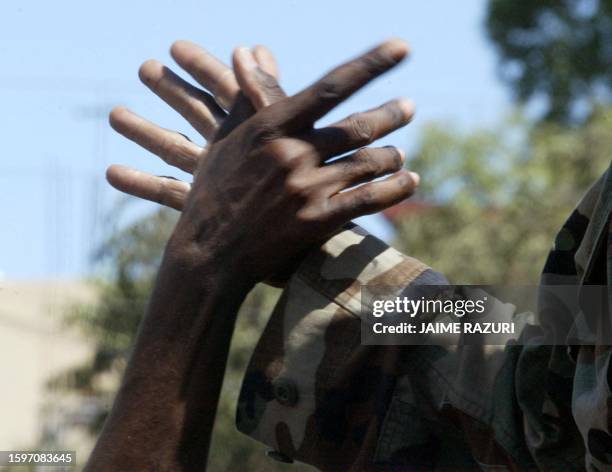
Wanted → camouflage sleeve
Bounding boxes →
[235,162,611,472]
[234,225,547,471]
[530,164,612,472]
[235,224,453,470]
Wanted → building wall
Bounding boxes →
[0,280,96,457]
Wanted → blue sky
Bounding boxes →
[0,0,510,279]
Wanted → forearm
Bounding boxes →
[86,235,252,471]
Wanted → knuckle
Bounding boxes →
[216,68,239,93]
[261,139,289,158]
[276,153,297,169]
[295,207,315,224]
[353,186,374,208]
[172,136,194,160]
[159,134,196,166]
[278,151,309,171]
[284,177,308,197]
[352,148,380,176]
[256,69,281,93]
[155,179,169,206]
[156,178,185,210]
[261,140,298,168]
[296,207,329,228]
[249,116,280,142]
[315,78,343,101]
[360,51,395,74]
[160,135,182,159]
[177,131,193,143]
[348,115,374,144]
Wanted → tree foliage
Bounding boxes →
[486,0,612,122]
[395,107,611,283]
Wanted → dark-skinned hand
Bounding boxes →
[165,39,418,284]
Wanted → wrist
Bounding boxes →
[164,224,255,295]
[128,229,254,373]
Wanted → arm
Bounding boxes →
[88,39,417,470]
[88,242,250,470]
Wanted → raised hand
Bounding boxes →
[106,40,279,210]
[170,39,418,283]
[106,41,417,219]
[88,40,419,471]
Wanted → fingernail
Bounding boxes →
[396,98,416,121]
[383,38,410,61]
[236,47,258,70]
[409,171,420,186]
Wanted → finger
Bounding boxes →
[106,164,190,211]
[276,39,409,130]
[139,60,225,139]
[109,107,203,174]
[308,98,415,158]
[233,47,287,110]
[214,48,287,140]
[327,169,419,221]
[170,40,239,110]
[252,45,280,79]
[319,146,405,194]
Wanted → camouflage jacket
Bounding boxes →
[237,163,611,471]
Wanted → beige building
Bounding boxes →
[0,280,98,464]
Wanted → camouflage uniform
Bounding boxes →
[237,164,611,471]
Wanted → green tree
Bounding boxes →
[395,107,611,283]
[486,0,612,122]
